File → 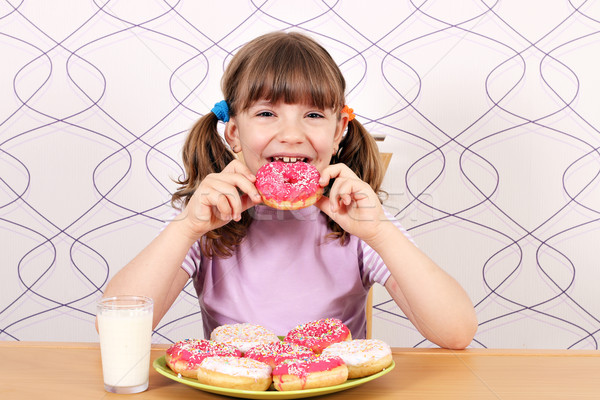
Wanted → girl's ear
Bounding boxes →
[224,118,241,153]
[333,115,349,151]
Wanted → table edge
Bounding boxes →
[1,341,598,357]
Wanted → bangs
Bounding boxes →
[243,55,343,110]
[226,32,345,114]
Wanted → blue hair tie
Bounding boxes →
[212,100,230,122]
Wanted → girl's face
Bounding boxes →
[225,100,347,175]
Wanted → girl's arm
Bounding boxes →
[102,219,197,329]
[317,164,477,349]
[102,160,261,329]
[372,224,478,350]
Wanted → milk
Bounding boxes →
[97,296,153,394]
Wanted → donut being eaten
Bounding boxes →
[255,161,323,210]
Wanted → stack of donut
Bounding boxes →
[165,318,393,392]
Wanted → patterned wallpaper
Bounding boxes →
[2,0,600,349]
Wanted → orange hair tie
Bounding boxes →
[342,105,355,121]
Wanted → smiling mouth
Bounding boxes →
[270,156,308,163]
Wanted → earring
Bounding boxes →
[232,145,240,153]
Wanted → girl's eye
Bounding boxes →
[307,112,324,119]
[257,111,274,117]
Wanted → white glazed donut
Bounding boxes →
[196,356,273,391]
[210,323,279,354]
[321,339,392,378]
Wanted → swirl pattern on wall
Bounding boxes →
[1,0,600,349]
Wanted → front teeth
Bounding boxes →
[272,157,306,163]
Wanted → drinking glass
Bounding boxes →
[97,295,153,394]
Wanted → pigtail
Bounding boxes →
[172,112,235,208]
[336,119,384,191]
[327,118,386,243]
[172,112,251,258]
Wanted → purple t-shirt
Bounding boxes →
[180,205,408,339]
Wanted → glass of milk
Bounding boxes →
[97,295,154,394]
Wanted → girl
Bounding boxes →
[103,31,477,349]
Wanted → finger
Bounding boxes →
[198,178,260,223]
[224,173,262,204]
[226,188,262,221]
[341,193,353,206]
[211,172,262,204]
[196,179,237,218]
[226,191,245,221]
[214,190,262,222]
[212,186,250,221]
[319,163,354,187]
[222,159,256,182]
[240,193,261,214]
[315,195,334,217]
[328,177,355,211]
[209,192,235,222]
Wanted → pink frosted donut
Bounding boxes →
[165,339,242,378]
[255,161,323,210]
[244,341,314,368]
[272,355,348,391]
[284,318,352,354]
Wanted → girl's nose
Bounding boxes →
[277,120,305,144]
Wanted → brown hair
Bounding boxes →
[172,31,385,257]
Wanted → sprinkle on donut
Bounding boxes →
[284,318,352,353]
[255,161,323,210]
[210,323,279,354]
[165,321,393,391]
[272,355,348,391]
[273,355,345,378]
[165,339,241,378]
[321,339,393,378]
[197,356,273,391]
[245,341,314,368]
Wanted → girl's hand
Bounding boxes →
[315,163,386,244]
[178,159,262,239]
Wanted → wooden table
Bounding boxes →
[1,341,599,399]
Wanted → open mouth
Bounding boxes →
[270,156,308,163]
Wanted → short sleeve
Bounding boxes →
[359,210,415,287]
[181,240,201,277]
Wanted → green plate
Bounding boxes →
[153,356,395,399]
